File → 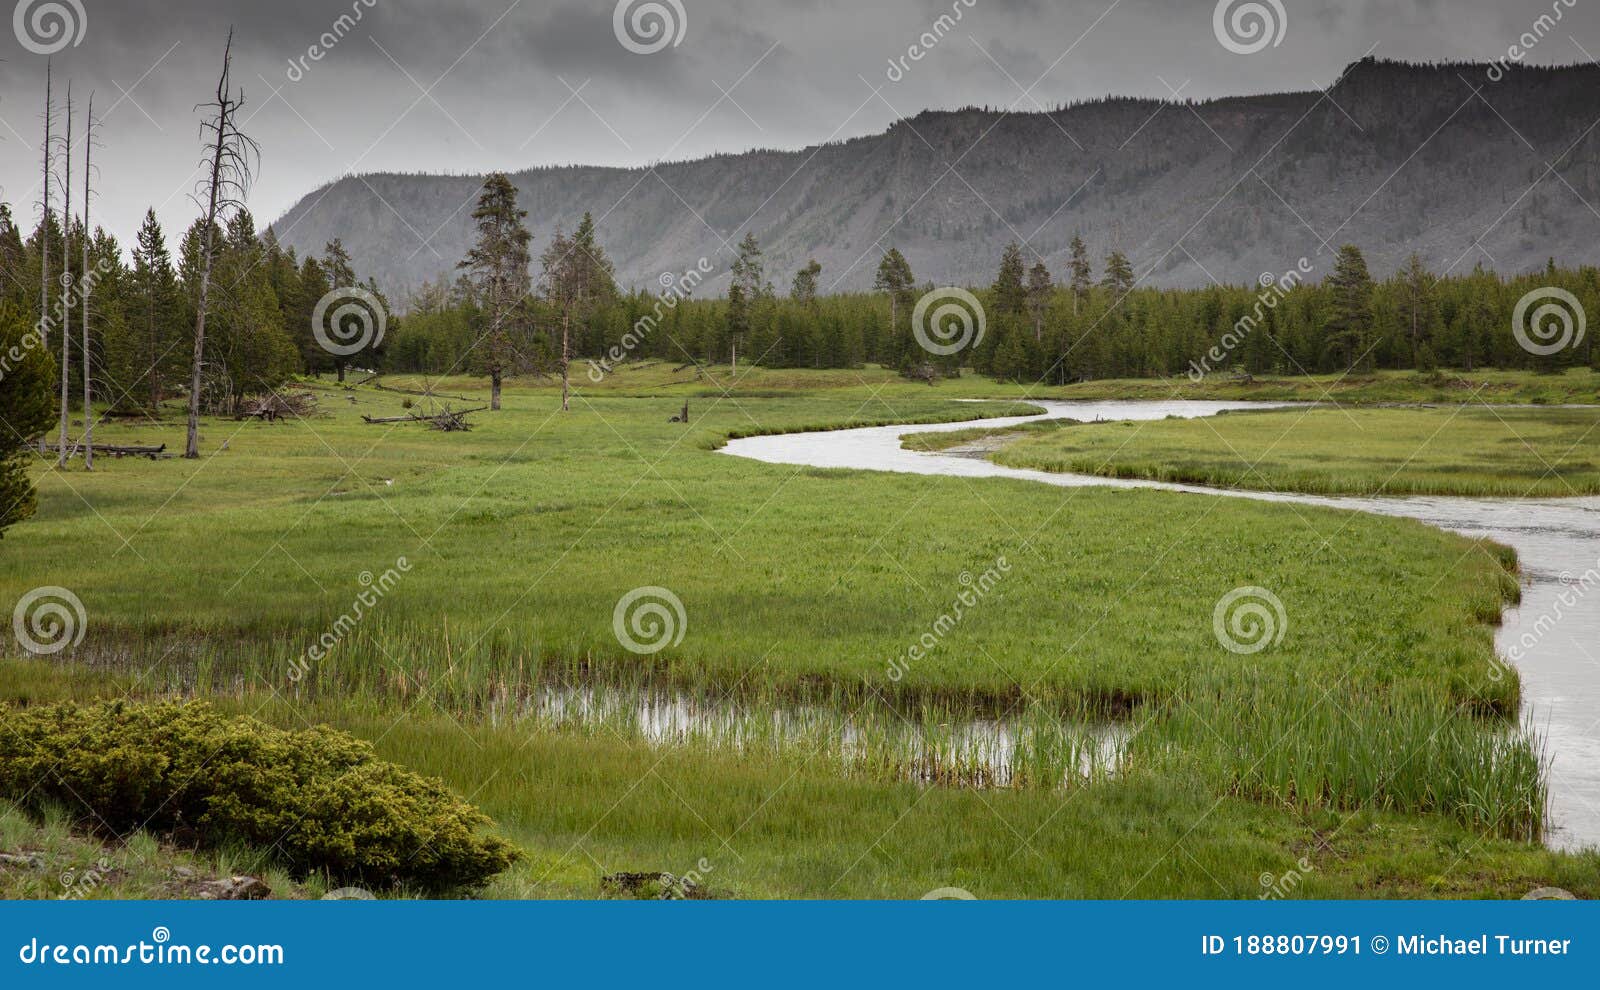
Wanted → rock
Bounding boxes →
[600,871,710,901]
[0,852,45,871]
[173,866,196,880]
[198,875,271,901]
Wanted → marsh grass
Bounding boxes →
[0,372,1581,895]
[2,659,1589,899]
[985,406,1600,497]
[1048,368,1600,407]
[1140,678,1548,840]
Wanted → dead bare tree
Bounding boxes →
[36,61,52,456]
[184,29,258,460]
[55,83,71,469]
[81,93,96,471]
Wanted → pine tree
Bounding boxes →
[992,243,1026,316]
[113,209,181,412]
[297,255,332,375]
[727,233,766,372]
[1398,252,1438,368]
[873,248,916,347]
[0,206,24,305]
[1325,244,1375,369]
[791,259,822,304]
[319,238,367,381]
[1101,249,1135,301]
[459,173,532,411]
[1068,234,1093,315]
[541,212,616,410]
[0,302,55,534]
[1026,261,1053,342]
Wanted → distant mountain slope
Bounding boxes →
[272,58,1600,297]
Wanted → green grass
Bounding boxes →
[2,369,1594,896]
[1049,368,1600,406]
[975,406,1600,497]
[563,363,1600,407]
[7,378,1521,712]
[0,799,336,900]
[0,662,1593,900]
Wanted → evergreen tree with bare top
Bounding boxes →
[1026,261,1052,342]
[541,211,616,411]
[873,248,915,367]
[459,173,531,411]
[1067,234,1092,315]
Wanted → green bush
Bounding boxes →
[0,701,517,892]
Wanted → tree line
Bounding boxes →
[2,35,391,538]
[391,180,1600,387]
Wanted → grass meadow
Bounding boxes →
[911,405,1600,497]
[3,366,1597,897]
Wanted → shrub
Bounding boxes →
[0,701,517,892]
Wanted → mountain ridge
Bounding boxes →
[272,57,1600,298]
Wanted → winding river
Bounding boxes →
[722,400,1600,852]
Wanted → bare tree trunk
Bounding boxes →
[561,310,570,411]
[56,86,72,469]
[81,94,94,471]
[491,368,502,411]
[187,33,243,460]
[37,62,51,456]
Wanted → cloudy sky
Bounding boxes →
[2,0,1596,245]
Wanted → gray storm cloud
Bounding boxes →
[1,0,1594,246]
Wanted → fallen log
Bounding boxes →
[362,406,488,426]
[238,392,319,422]
[43,442,168,459]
